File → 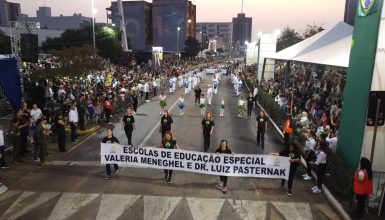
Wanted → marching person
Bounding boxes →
[201,111,215,152]
[178,94,186,116]
[159,131,179,183]
[159,110,173,139]
[122,107,136,146]
[212,75,219,95]
[352,157,373,218]
[102,128,120,180]
[246,92,255,117]
[199,94,206,116]
[207,85,213,106]
[215,140,233,193]
[144,81,150,102]
[194,85,202,105]
[159,92,167,115]
[219,96,225,117]
[238,96,245,117]
[256,111,267,150]
[271,142,301,196]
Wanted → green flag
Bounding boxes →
[337,0,384,169]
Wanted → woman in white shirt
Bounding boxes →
[310,142,328,193]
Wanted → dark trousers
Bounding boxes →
[354,194,367,217]
[153,88,157,96]
[39,143,47,162]
[0,145,7,167]
[316,163,327,188]
[125,128,133,145]
[305,150,314,176]
[70,122,78,142]
[78,114,85,130]
[257,130,265,149]
[284,132,291,146]
[164,169,173,180]
[58,134,66,152]
[145,92,149,100]
[34,142,40,160]
[281,165,297,190]
[133,101,138,113]
[106,164,119,176]
[220,176,228,187]
[105,109,112,123]
[195,96,200,104]
[203,132,211,152]
[247,104,253,117]
[20,132,28,154]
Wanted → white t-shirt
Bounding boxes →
[30,108,42,121]
[0,130,4,146]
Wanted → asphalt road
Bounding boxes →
[0,73,341,220]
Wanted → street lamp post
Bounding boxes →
[255,32,262,82]
[91,0,97,55]
[177,26,181,55]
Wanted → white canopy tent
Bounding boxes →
[266,21,353,68]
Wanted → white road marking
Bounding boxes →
[144,195,182,220]
[271,202,313,220]
[96,194,141,220]
[187,197,225,220]
[0,190,19,202]
[2,191,60,220]
[137,93,181,148]
[47,192,99,220]
[232,200,267,220]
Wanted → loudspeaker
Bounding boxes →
[21,34,38,63]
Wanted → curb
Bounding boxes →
[244,81,351,220]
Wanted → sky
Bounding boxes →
[12,0,346,39]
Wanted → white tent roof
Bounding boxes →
[267,21,353,67]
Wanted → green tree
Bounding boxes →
[0,29,11,54]
[181,37,202,58]
[41,26,129,63]
[303,23,325,39]
[276,26,303,52]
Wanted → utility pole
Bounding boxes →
[117,0,129,52]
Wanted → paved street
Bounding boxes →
[0,74,341,220]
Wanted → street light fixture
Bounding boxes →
[91,0,97,55]
[176,26,181,56]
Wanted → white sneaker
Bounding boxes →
[312,188,322,193]
[302,174,308,178]
[311,186,318,190]
[303,176,312,180]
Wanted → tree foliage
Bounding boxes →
[30,44,104,81]
[276,26,303,52]
[0,29,11,54]
[181,37,202,58]
[276,23,324,52]
[41,26,129,63]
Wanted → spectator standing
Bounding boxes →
[68,104,79,143]
[352,157,373,218]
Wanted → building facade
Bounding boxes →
[18,7,92,30]
[344,0,357,26]
[6,1,20,22]
[232,13,252,48]
[0,0,9,27]
[196,22,232,50]
[107,1,153,52]
[152,0,196,53]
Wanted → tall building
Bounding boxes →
[6,1,20,21]
[152,0,196,53]
[344,0,357,26]
[107,1,153,52]
[196,22,232,50]
[232,13,252,48]
[0,0,9,27]
[18,7,92,30]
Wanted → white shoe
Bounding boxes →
[303,176,312,180]
[302,174,308,178]
[311,186,318,190]
[312,188,322,193]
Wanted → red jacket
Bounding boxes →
[354,169,373,195]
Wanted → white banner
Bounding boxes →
[101,144,291,180]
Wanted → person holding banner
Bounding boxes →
[201,112,215,152]
[160,131,179,183]
[271,142,301,196]
[159,110,173,139]
[122,108,135,146]
[102,128,120,180]
[215,140,233,193]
